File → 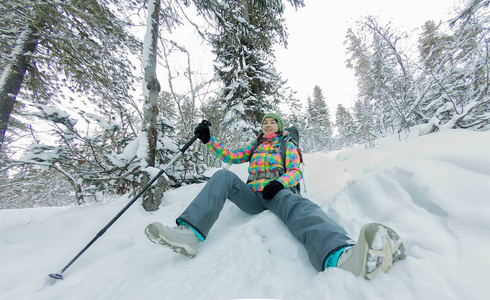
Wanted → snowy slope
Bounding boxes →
[1,128,489,300]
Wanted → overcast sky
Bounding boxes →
[160,0,464,119]
[274,0,463,116]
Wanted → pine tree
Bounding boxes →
[191,0,304,146]
[335,104,356,148]
[304,86,333,152]
[0,0,141,155]
[352,99,376,148]
[281,88,305,128]
[345,16,419,136]
[418,1,490,130]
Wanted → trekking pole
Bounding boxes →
[49,122,210,280]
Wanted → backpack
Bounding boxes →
[248,126,303,194]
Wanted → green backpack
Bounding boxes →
[248,126,303,194]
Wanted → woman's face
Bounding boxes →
[262,117,279,135]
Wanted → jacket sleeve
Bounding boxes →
[275,141,303,188]
[204,136,255,164]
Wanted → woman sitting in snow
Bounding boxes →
[145,113,405,279]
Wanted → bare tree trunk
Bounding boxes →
[141,0,161,212]
[52,164,84,205]
[0,25,38,152]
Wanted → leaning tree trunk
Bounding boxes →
[0,25,38,153]
[141,0,161,212]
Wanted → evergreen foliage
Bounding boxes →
[345,17,418,138]
[0,0,141,154]
[420,1,490,129]
[2,0,490,208]
[335,104,356,149]
[344,0,490,147]
[303,86,333,152]
[191,0,304,147]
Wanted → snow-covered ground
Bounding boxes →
[1,127,489,300]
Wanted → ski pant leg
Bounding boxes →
[262,189,355,271]
[177,169,265,239]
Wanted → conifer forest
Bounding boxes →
[1,0,489,208]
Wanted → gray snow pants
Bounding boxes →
[177,169,354,271]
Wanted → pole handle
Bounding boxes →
[181,120,211,153]
[181,134,199,153]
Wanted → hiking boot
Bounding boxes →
[145,222,200,258]
[337,223,406,280]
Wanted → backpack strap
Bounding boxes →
[279,136,291,172]
[247,133,263,162]
[279,136,302,194]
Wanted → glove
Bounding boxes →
[194,120,211,144]
[262,180,284,200]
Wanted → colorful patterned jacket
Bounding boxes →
[205,130,302,192]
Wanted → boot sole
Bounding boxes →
[363,223,406,279]
[145,223,197,258]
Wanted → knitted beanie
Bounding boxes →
[262,113,284,132]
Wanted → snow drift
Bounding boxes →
[1,128,489,300]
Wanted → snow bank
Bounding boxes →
[1,129,489,300]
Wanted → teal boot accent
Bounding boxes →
[177,220,205,242]
[324,246,353,269]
